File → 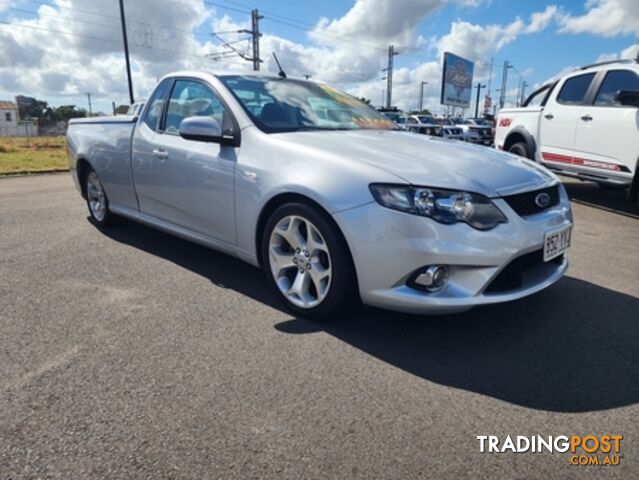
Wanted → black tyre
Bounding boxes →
[261,202,357,319]
[508,141,529,158]
[84,167,118,227]
[597,182,628,191]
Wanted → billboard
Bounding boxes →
[440,52,474,108]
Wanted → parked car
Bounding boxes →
[67,71,572,318]
[495,59,639,197]
[466,117,495,144]
[379,110,408,130]
[405,114,443,136]
[456,118,493,145]
[433,117,465,140]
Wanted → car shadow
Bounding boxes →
[98,219,639,413]
[562,179,639,218]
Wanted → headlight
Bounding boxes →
[369,184,507,230]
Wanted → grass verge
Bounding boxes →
[0,136,68,175]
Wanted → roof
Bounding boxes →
[0,101,17,110]
[159,70,315,84]
[577,58,639,72]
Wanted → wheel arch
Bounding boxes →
[504,127,537,160]
[254,192,355,274]
[76,157,92,199]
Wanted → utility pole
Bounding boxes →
[385,45,398,109]
[118,0,134,104]
[86,92,93,116]
[474,83,485,118]
[419,81,428,111]
[486,57,494,97]
[499,60,510,109]
[250,9,263,71]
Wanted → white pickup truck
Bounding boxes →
[495,59,639,199]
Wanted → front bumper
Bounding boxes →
[333,184,572,314]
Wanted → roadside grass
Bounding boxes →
[0,136,68,174]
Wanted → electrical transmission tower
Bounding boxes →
[499,60,510,109]
[383,45,399,109]
[209,9,263,70]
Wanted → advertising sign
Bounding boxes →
[440,52,474,108]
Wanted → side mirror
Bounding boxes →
[178,116,238,145]
[614,90,639,107]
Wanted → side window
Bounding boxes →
[164,80,229,135]
[406,117,417,124]
[524,86,549,107]
[556,73,595,105]
[143,79,171,131]
[594,70,639,106]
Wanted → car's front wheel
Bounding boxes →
[262,202,357,318]
[508,141,529,158]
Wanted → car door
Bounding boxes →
[133,78,238,245]
[573,68,639,176]
[539,72,596,167]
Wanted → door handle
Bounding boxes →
[152,148,169,160]
[581,114,593,121]
[544,113,554,120]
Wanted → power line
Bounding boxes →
[0,21,212,62]
[20,0,228,41]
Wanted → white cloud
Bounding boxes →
[436,6,558,63]
[0,0,557,114]
[558,0,639,37]
[311,0,443,49]
[525,5,558,33]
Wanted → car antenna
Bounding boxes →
[272,52,287,79]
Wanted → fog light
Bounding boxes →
[414,265,448,292]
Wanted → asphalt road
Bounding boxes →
[1,173,638,479]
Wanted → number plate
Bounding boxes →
[543,225,572,262]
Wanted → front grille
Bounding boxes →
[485,250,564,293]
[503,185,560,217]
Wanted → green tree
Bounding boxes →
[18,98,48,121]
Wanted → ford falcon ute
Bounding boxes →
[67,71,573,318]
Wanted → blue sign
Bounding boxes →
[440,52,474,108]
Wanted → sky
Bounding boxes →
[0,0,637,116]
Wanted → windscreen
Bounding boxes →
[219,75,399,133]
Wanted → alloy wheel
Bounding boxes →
[86,171,107,222]
[268,215,332,308]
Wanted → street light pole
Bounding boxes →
[419,81,428,112]
[474,82,486,118]
[118,0,135,104]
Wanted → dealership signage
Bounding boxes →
[440,52,474,108]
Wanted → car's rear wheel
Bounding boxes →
[508,141,529,158]
[262,202,356,318]
[85,168,118,227]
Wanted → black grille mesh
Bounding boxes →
[503,185,560,217]
[485,249,564,293]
